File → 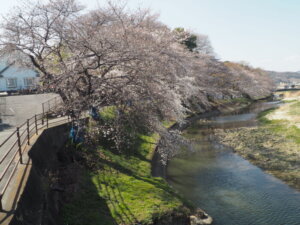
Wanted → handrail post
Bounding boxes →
[35,114,38,135]
[0,195,3,211]
[46,113,49,128]
[42,103,45,125]
[17,127,23,164]
[27,119,30,145]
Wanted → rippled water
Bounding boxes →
[167,101,300,225]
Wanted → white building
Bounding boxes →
[0,62,39,92]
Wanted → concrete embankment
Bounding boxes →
[9,124,70,225]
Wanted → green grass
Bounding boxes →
[266,123,300,144]
[62,134,189,225]
[289,101,300,115]
[231,97,252,104]
[257,108,276,124]
[162,120,176,129]
[258,107,300,144]
[99,106,118,121]
[62,171,117,225]
[282,99,297,103]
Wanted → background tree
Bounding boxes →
[174,27,214,55]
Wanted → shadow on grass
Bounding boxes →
[62,170,118,225]
[92,161,193,224]
[96,155,193,208]
[68,133,193,224]
[94,169,139,225]
[98,157,174,194]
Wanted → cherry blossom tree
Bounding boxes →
[0,0,274,162]
[0,0,199,157]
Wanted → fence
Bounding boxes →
[42,96,63,114]
[0,96,68,211]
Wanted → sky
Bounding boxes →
[1,0,300,72]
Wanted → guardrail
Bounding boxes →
[0,96,68,211]
[42,96,62,114]
[276,88,300,92]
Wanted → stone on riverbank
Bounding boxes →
[190,209,213,225]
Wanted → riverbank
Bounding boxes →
[215,91,300,190]
[60,98,256,225]
[152,98,254,178]
[61,133,194,225]
[166,99,300,225]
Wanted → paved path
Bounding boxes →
[0,94,58,143]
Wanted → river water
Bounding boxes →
[167,101,300,225]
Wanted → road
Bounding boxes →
[0,93,58,143]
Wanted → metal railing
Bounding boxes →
[0,96,68,211]
[42,96,63,115]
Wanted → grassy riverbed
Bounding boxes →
[62,133,190,225]
[215,91,300,190]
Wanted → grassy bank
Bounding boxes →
[62,133,191,225]
[215,92,300,190]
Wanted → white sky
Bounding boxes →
[1,0,300,72]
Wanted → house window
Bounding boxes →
[24,77,35,87]
[6,78,17,88]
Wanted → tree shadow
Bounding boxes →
[99,136,154,164]
[0,123,13,131]
[0,159,31,225]
[73,134,192,224]
[96,156,188,205]
[62,170,118,225]
[7,124,118,225]
[94,170,139,225]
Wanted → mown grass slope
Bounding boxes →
[62,132,190,225]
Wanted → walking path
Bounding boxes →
[0,93,57,143]
[0,94,66,225]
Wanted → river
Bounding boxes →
[166,101,300,225]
